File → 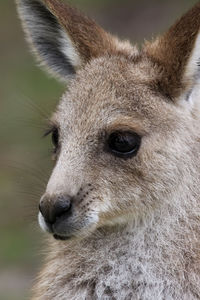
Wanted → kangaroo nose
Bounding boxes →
[39,194,72,224]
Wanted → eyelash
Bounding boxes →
[43,126,55,138]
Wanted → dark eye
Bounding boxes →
[107,131,141,158]
[52,128,59,149]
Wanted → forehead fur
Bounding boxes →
[55,54,176,134]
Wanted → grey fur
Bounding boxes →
[17,0,76,81]
[16,1,200,299]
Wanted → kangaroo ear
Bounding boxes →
[16,0,133,82]
[144,3,200,103]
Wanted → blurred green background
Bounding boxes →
[0,0,198,299]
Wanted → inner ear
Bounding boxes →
[17,0,136,83]
[17,0,81,81]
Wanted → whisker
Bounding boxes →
[14,93,52,120]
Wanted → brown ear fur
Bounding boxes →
[43,0,131,63]
[144,2,200,99]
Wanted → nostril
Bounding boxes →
[39,194,72,225]
[54,198,72,219]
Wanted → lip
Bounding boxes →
[53,234,73,241]
[49,224,74,241]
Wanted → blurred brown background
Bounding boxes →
[0,0,198,299]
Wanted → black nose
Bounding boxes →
[39,194,72,224]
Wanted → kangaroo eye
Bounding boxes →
[52,128,59,148]
[107,131,141,158]
[43,125,60,158]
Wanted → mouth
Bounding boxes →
[38,212,76,241]
[53,234,73,241]
[38,210,98,241]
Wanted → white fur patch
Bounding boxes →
[184,32,200,82]
[60,30,82,70]
[186,82,200,108]
[179,32,200,109]
[38,212,50,233]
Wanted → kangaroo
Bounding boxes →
[16,0,200,299]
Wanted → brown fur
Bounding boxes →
[145,2,200,98]
[44,0,134,64]
[16,1,200,299]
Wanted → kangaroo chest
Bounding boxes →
[35,228,200,300]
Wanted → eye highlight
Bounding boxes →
[106,131,141,158]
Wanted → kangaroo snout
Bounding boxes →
[39,194,72,225]
[38,184,97,240]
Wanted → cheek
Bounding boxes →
[96,171,143,214]
[136,145,186,202]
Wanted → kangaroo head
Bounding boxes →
[17,0,200,240]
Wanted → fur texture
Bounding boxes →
[16,1,200,299]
